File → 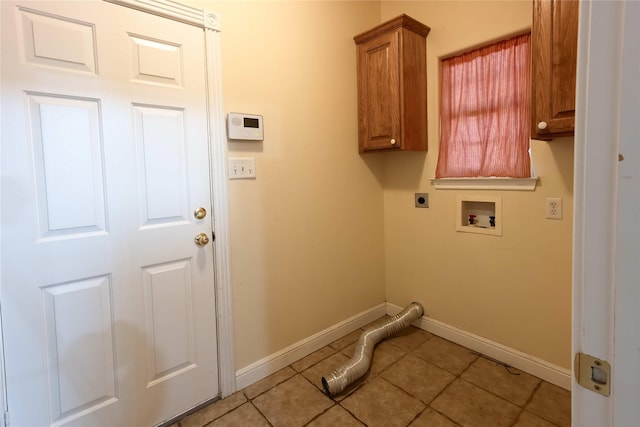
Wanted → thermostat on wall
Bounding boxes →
[227,112,264,141]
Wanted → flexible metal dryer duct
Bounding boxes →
[321,302,424,396]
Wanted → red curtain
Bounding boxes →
[435,34,531,178]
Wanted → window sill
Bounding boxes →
[431,177,538,191]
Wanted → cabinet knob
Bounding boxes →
[390,138,397,145]
[537,121,548,130]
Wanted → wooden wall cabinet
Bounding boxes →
[354,15,430,153]
[531,0,579,140]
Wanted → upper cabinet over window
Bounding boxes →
[354,15,430,153]
[531,0,579,140]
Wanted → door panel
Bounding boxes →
[129,34,184,87]
[18,6,98,73]
[42,276,117,422]
[28,93,107,239]
[142,259,196,386]
[133,104,190,226]
[1,1,219,426]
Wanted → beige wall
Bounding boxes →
[191,1,386,369]
[190,0,572,373]
[380,1,573,369]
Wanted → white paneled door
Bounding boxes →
[1,1,219,426]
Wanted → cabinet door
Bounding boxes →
[532,0,579,139]
[357,30,400,152]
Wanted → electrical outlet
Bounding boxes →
[415,193,429,208]
[546,197,562,219]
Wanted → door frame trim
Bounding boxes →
[105,0,236,397]
[573,0,623,424]
[203,15,237,399]
[105,0,219,30]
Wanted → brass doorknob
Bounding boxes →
[194,207,207,220]
[195,232,210,247]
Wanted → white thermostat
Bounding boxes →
[227,112,264,141]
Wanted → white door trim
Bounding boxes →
[105,0,207,28]
[105,0,235,397]
[573,0,624,425]
[203,19,237,399]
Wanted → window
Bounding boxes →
[435,34,531,179]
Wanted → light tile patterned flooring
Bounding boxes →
[174,320,571,427]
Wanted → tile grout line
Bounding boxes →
[340,328,432,425]
[375,375,430,426]
[429,346,565,426]
[456,357,537,409]
[331,329,442,426]
[246,398,275,427]
[301,404,336,427]
[296,372,339,426]
[331,345,416,426]
[183,323,568,427]
[508,380,543,427]
[336,398,369,427]
[208,392,250,427]
[243,367,297,401]
[292,345,340,374]
[236,328,365,426]
[455,357,533,426]
[451,340,569,424]
[415,350,479,426]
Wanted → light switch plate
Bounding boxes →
[228,157,256,179]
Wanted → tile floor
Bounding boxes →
[174,319,571,427]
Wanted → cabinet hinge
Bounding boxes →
[574,352,611,396]
[211,231,215,242]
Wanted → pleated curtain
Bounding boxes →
[435,34,531,178]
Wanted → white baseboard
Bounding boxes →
[385,303,572,390]
[234,302,572,392]
[235,303,387,390]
